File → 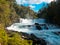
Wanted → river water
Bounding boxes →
[7,18,60,45]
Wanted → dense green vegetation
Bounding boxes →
[0,26,32,45]
[13,5,37,18]
[0,0,36,26]
[0,0,37,45]
[37,0,60,26]
[0,0,20,27]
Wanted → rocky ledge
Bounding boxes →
[20,32,47,45]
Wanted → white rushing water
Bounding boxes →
[7,18,60,45]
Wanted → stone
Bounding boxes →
[35,23,42,30]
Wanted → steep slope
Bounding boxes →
[0,0,34,45]
[37,1,60,26]
[13,5,37,19]
[0,0,20,27]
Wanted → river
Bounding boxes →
[6,18,60,45]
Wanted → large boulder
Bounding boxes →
[35,23,42,30]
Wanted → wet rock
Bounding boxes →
[53,32,60,35]
[44,25,48,30]
[20,32,31,40]
[19,32,47,45]
[34,23,42,30]
[28,25,31,27]
[30,34,47,45]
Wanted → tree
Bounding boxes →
[37,1,60,26]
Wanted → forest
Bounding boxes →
[37,0,60,26]
[0,0,60,45]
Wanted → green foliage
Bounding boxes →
[0,0,20,27]
[37,0,60,26]
[0,24,8,45]
[8,33,32,45]
[0,0,34,45]
[0,0,36,27]
[0,24,32,45]
[0,28,32,45]
[13,4,37,19]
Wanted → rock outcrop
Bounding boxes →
[35,23,42,30]
[20,32,47,45]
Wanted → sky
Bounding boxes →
[16,0,54,12]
